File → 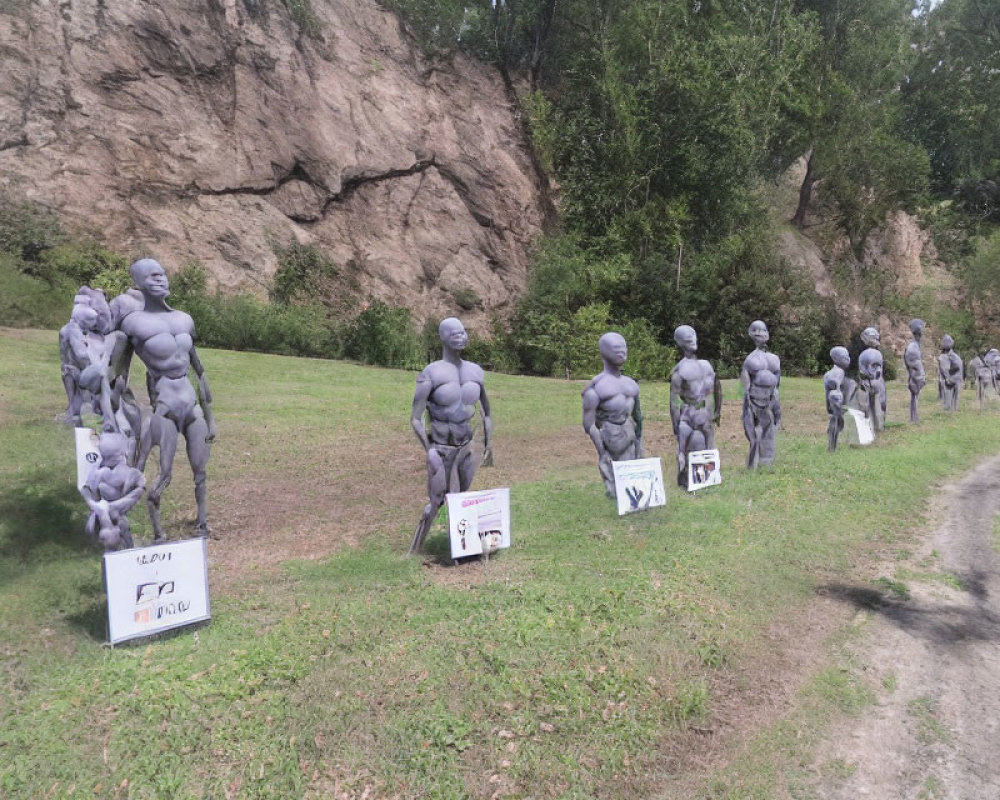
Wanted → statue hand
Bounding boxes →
[481,446,494,468]
[206,422,218,443]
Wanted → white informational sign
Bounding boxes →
[75,426,101,490]
[687,449,722,492]
[103,538,211,645]
[612,458,666,515]
[846,408,875,446]
[445,488,511,559]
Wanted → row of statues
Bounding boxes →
[61,260,216,550]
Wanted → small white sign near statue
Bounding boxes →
[103,538,211,645]
[445,488,511,560]
[612,457,666,515]
[846,408,875,446]
[687,448,722,492]
[74,426,101,490]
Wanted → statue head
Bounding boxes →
[98,432,128,467]
[129,258,169,298]
[861,327,880,348]
[941,334,955,351]
[599,332,627,367]
[438,317,468,352]
[909,319,925,338]
[830,346,850,370]
[748,320,769,347]
[70,301,99,331]
[673,325,697,355]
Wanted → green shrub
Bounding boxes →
[270,243,340,306]
[0,198,62,259]
[344,300,423,369]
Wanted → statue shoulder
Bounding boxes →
[460,359,485,383]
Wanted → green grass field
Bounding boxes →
[2,327,999,799]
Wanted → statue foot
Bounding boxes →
[152,532,167,544]
[193,522,210,538]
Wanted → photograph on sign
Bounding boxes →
[103,537,211,644]
[687,448,722,492]
[612,458,666,515]
[445,488,511,560]
[75,426,101,490]
[846,408,875,446]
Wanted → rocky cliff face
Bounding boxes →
[0,0,549,325]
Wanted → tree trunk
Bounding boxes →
[792,149,815,229]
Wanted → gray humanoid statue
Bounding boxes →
[740,320,781,469]
[986,349,1000,395]
[823,346,856,452]
[59,291,115,427]
[582,332,644,498]
[116,259,216,541]
[409,317,493,555]
[968,352,995,409]
[937,334,963,412]
[669,325,721,488]
[904,319,926,423]
[857,327,886,432]
[80,432,146,550]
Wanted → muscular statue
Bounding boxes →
[740,320,781,469]
[59,290,115,427]
[582,332,643,498]
[669,325,721,488]
[823,346,856,452]
[858,327,886,432]
[81,432,146,550]
[937,334,963,412]
[409,317,493,555]
[904,319,926,423]
[986,349,1000,394]
[117,259,216,541]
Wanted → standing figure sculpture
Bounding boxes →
[740,320,781,469]
[968,353,993,409]
[858,327,886,432]
[80,432,146,550]
[409,317,493,555]
[117,259,216,541]
[986,349,1000,395]
[823,347,856,452]
[904,319,926,423]
[669,325,721,488]
[582,333,643,499]
[59,291,115,427]
[937,334,963,412]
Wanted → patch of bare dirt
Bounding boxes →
[810,455,1000,799]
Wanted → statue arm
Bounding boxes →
[668,371,682,435]
[581,385,605,456]
[80,484,108,516]
[190,345,217,441]
[410,375,433,452]
[632,391,644,457]
[479,381,494,467]
[108,473,147,515]
[713,375,723,425]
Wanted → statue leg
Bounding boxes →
[147,415,178,543]
[758,411,776,466]
[743,407,759,469]
[184,416,211,536]
[676,423,693,487]
[64,374,84,426]
[909,390,918,423]
[409,448,448,555]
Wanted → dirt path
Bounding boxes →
[815,455,1000,799]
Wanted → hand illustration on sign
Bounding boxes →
[625,485,645,509]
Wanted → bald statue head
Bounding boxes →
[599,332,627,367]
[439,317,468,352]
[98,432,128,467]
[129,258,169,298]
[861,327,881,348]
[830,346,850,370]
[748,320,770,347]
[674,325,697,354]
[941,334,955,351]
[909,319,925,338]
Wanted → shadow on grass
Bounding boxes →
[0,469,92,565]
[65,572,108,641]
[819,581,1000,645]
